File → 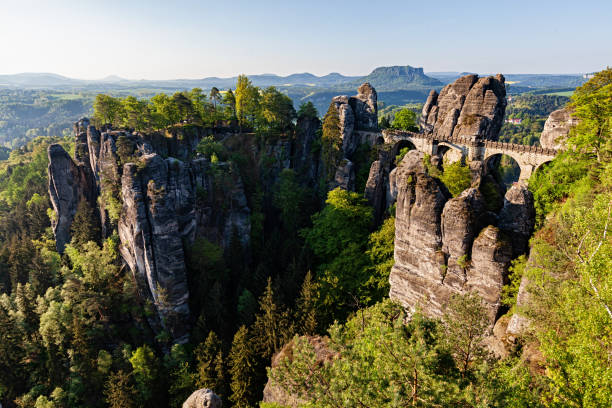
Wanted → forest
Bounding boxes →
[0,69,610,408]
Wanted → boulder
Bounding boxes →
[540,107,577,150]
[183,389,222,408]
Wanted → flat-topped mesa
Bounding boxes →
[421,73,507,142]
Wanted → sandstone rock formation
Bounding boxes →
[292,115,322,189]
[48,144,88,253]
[48,123,251,341]
[389,150,535,324]
[48,119,99,253]
[499,185,535,257]
[327,83,379,190]
[420,74,507,142]
[183,388,222,408]
[540,107,577,149]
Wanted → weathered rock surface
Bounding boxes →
[365,160,386,221]
[331,159,355,191]
[451,74,507,141]
[540,107,577,149]
[183,388,222,408]
[263,336,337,408]
[389,149,534,324]
[420,90,439,132]
[441,188,486,290]
[421,73,506,141]
[292,115,322,188]
[506,274,532,337]
[351,82,378,131]
[326,83,379,190]
[48,122,251,342]
[499,185,535,257]
[467,226,512,323]
[48,144,85,253]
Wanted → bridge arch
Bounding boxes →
[436,141,467,165]
[484,152,522,186]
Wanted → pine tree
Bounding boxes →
[104,370,137,408]
[321,102,343,180]
[228,326,256,408]
[252,278,292,362]
[195,331,226,397]
[70,199,101,248]
[296,271,318,335]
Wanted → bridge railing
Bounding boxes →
[483,140,557,156]
[382,129,558,157]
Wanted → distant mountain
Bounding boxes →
[349,66,443,90]
[0,72,82,87]
[0,71,360,90]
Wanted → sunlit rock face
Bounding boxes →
[540,107,577,150]
[421,73,507,142]
[48,123,251,342]
[389,151,535,326]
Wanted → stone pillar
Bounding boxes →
[519,164,533,183]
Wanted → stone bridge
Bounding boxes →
[380,129,558,182]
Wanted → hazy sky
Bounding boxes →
[1,0,610,79]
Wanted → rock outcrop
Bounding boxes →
[292,115,323,189]
[389,150,535,324]
[498,185,535,257]
[540,107,577,150]
[183,389,222,408]
[48,144,88,253]
[327,83,379,190]
[48,123,251,342]
[421,74,507,141]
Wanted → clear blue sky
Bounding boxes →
[1,0,610,79]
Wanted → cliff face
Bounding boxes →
[421,74,507,141]
[540,107,577,150]
[48,115,323,341]
[386,73,535,325]
[328,83,378,190]
[48,122,251,341]
[389,151,534,324]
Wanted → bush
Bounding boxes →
[440,160,472,197]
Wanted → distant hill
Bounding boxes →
[0,73,81,87]
[0,71,360,90]
[349,66,443,90]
